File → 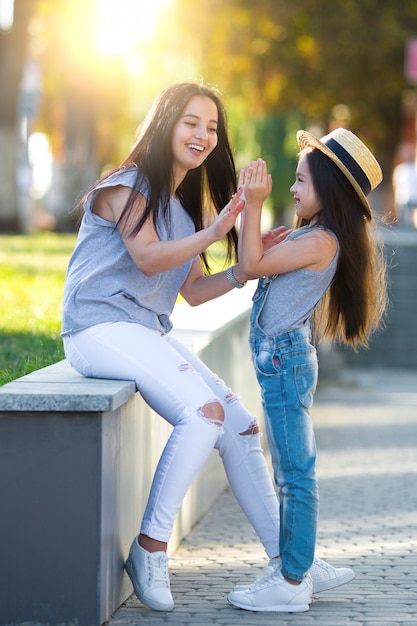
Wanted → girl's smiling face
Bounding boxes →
[171,95,218,188]
[290,153,321,223]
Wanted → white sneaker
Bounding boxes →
[233,556,354,595]
[125,537,174,611]
[227,570,312,612]
[310,557,355,593]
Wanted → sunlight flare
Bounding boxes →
[95,0,164,56]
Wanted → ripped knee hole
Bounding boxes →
[198,400,224,428]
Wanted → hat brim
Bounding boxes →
[296,130,372,219]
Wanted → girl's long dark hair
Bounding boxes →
[294,148,388,350]
[82,81,238,272]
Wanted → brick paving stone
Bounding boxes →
[106,367,417,626]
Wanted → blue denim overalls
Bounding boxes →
[249,276,319,581]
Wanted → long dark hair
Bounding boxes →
[94,81,238,272]
[294,148,388,349]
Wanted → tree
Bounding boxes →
[3,0,414,229]
[28,1,135,230]
[174,0,417,219]
[0,0,136,232]
[0,0,37,231]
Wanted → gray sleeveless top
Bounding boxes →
[258,225,339,335]
[61,167,196,336]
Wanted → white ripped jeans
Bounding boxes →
[63,321,280,557]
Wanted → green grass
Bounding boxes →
[0,232,76,385]
[0,232,230,386]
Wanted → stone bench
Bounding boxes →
[0,287,262,626]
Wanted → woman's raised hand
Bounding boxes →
[208,187,245,241]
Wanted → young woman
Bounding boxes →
[228,129,387,612]
[61,81,284,613]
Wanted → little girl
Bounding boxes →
[228,128,387,612]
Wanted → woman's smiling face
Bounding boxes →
[171,95,218,185]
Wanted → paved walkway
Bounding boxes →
[108,367,417,626]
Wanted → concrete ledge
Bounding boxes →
[0,286,262,626]
[0,359,136,411]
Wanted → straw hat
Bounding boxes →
[296,128,383,219]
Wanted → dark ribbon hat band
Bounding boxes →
[325,138,372,196]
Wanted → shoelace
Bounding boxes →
[148,553,170,587]
[246,563,283,590]
[234,558,281,591]
[255,558,282,583]
[254,564,278,584]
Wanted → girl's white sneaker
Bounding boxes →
[309,557,355,593]
[228,570,312,612]
[233,556,354,594]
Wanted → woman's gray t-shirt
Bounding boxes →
[258,225,339,336]
[61,167,196,336]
